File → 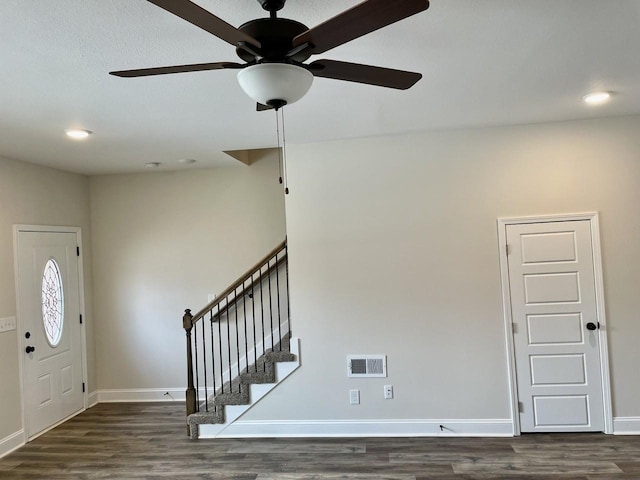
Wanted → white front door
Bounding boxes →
[16,230,84,439]
[506,219,605,432]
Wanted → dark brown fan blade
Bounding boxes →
[147,0,261,49]
[256,103,274,111]
[110,62,242,78]
[292,0,429,55]
[308,59,422,90]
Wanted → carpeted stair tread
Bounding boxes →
[187,406,225,439]
[214,382,249,406]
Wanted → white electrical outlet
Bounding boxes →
[0,316,17,333]
[349,389,360,405]
[384,385,393,399]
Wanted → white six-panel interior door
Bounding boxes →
[499,214,612,434]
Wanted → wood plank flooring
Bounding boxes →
[1,402,639,479]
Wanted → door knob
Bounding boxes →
[25,346,35,354]
[586,322,599,331]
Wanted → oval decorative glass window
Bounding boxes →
[41,259,64,347]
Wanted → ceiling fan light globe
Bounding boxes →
[237,63,313,106]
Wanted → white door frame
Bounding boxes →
[13,224,89,442]
[497,212,613,435]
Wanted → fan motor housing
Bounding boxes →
[236,18,311,63]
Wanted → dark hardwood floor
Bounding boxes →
[1,402,639,479]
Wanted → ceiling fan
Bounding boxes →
[110,0,430,109]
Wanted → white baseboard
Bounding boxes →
[212,418,514,438]
[87,391,100,408]
[613,416,640,435]
[97,388,187,403]
[0,429,24,459]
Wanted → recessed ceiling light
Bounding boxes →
[178,158,197,165]
[145,162,161,168]
[583,91,612,105]
[65,129,92,139]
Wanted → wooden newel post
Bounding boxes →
[183,309,196,435]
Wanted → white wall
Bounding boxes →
[240,115,640,434]
[0,155,95,449]
[89,151,286,398]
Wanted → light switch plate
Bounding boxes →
[0,316,17,333]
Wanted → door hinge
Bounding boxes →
[505,244,510,255]
[79,314,83,325]
[518,401,524,413]
[76,246,80,256]
[512,322,518,334]
[82,382,86,393]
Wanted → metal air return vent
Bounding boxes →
[347,355,387,378]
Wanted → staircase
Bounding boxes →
[182,240,299,439]
[188,336,299,439]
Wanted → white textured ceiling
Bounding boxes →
[1,0,639,175]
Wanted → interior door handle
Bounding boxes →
[586,322,599,331]
[25,345,35,354]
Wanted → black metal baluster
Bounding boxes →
[275,252,282,351]
[251,272,257,373]
[226,298,232,394]
[242,280,248,374]
[209,312,216,409]
[217,304,223,395]
[267,257,274,352]
[193,322,199,412]
[202,316,209,412]
[285,243,291,351]
[259,263,266,371]
[234,288,240,393]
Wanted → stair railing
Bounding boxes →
[182,240,290,425]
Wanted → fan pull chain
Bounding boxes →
[281,108,289,195]
[274,107,289,195]
[275,109,283,186]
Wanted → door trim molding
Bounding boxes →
[497,212,613,435]
[13,225,89,443]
